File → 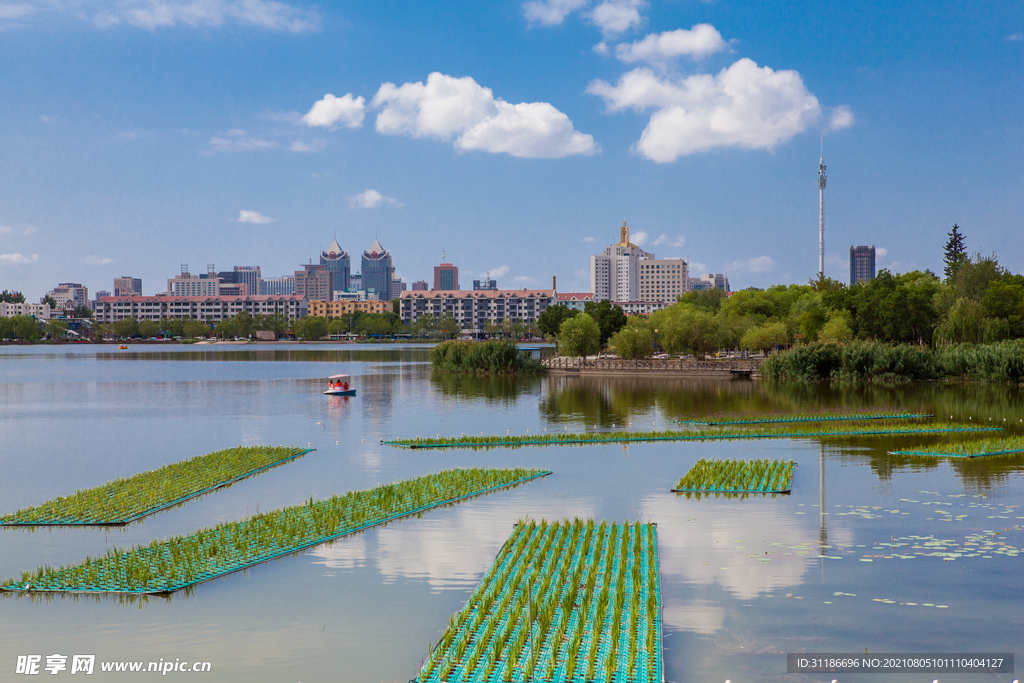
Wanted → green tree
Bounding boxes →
[943,223,967,281]
[214,318,238,339]
[676,288,728,312]
[537,304,580,339]
[294,316,329,341]
[583,299,627,346]
[138,320,160,338]
[0,290,26,304]
[558,313,601,357]
[0,317,13,340]
[390,298,400,315]
[851,270,941,344]
[72,304,94,319]
[653,307,722,358]
[740,321,789,354]
[110,317,139,339]
[608,321,654,359]
[254,313,289,337]
[818,312,854,344]
[438,313,461,339]
[982,279,1024,337]
[232,311,254,338]
[42,294,58,308]
[182,320,210,339]
[45,319,68,340]
[12,315,42,341]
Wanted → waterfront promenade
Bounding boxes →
[541,355,763,379]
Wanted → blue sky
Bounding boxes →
[1,0,1022,299]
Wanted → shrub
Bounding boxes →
[430,339,543,375]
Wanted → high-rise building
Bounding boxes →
[433,262,459,290]
[294,264,333,302]
[113,276,142,297]
[411,280,428,291]
[259,277,295,295]
[473,279,497,291]
[850,245,876,285]
[232,266,261,295]
[392,274,406,295]
[320,239,350,292]
[638,259,689,302]
[361,238,395,301]
[590,221,654,302]
[699,274,731,292]
[43,283,89,309]
[168,267,219,297]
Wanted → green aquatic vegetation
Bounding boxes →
[675,407,930,426]
[384,422,999,450]
[0,468,548,594]
[889,436,1024,458]
[1,445,313,526]
[673,458,796,493]
[414,519,663,683]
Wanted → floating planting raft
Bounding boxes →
[0,468,549,595]
[414,519,662,683]
[672,458,795,494]
[675,408,931,427]
[889,436,1024,458]
[0,445,313,526]
[384,423,999,450]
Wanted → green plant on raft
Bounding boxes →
[412,519,662,683]
[675,458,796,493]
[674,407,931,426]
[1,445,311,526]
[1,468,548,594]
[889,435,1024,458]
[384,422,1000,450]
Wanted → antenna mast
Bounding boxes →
[818,134,827,278]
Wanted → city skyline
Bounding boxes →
[1,2,1022,298]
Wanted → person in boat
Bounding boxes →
[342,381,349,391]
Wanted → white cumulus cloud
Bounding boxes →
[615,25,727,64]
[588,58,822,162]
[653,233,685,248]
[829,105,855,130]
[237,210,275,224]
[0,3,33,20]
[728,255,776,274]
[590,0,645,37]
[486,265,511,279]
[210,129,275,152]
[1007,33,1023,41]
[372,72,597,158]
[84,255,114,265]
[302,93,365,129]
[513,275,538,285]
[0,225,11,235]
[347,189,403,209]
[875,247,888,259]
[631,230,649,245]
[0,252,38,265]
[288,140,324,152]
[92,0,319,33]
[582,236,596,242]
[522,0,587,26]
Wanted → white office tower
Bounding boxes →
[591,221,654,302]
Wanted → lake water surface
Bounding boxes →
[1,344,1022,682]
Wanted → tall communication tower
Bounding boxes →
[818,137,827,278]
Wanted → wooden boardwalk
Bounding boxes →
[541,356,762,379]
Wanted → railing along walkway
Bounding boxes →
[541,356,762,377]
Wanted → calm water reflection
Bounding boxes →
[1,344,1022,682]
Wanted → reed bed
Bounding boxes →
[0,468,548,594]
[1,445,313,526]
[414,519,662,683]
[675,408,930,427]
[672,458,795,493]
[384,423,999,450]
[889,436,1024,458]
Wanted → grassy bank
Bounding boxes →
[762,340,1024,382]
[430,339,544,375]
